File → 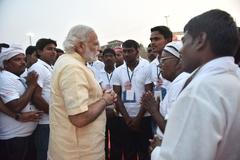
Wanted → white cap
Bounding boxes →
[163,41,183,58]
[0,44,25,68]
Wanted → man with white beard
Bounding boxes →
[48,25,117,160]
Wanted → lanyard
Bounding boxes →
[157,58,161,79]
[126,66,134,83]
[106,72,113,84]
[156,65,161,79]
[19,78,27,89]
[43,64,53,72]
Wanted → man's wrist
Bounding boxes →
[100,98,108,106]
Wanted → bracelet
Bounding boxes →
[100,98,108,106]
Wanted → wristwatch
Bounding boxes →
[15,113,21,121]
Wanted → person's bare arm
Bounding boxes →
[130,83,153,130]
[69,90,117,128]
[113,85,132,125]
[1,98,43,122]
[0,98,15,118]
[32,86,49,113]
[141,91,167,132]
[6,71,38,112]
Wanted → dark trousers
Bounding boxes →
[105,116,124,160]
[34,124,49,160]
[113,117,153,160]
[0,134,36,160]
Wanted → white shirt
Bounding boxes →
[92,60,105,71]
[0,70,37,139]
[99,68,115,109]
[152,57,240,160]
[87,60,103,83]
[112,60,152,117]
[155,72,190,139]
[139,56,149,65]
[160,72,190,120]
[28,59,53,124]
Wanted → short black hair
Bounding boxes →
[151,26,172,41]
[56,48,64,53]
[25,45,37,55]
[234,27,240,64]
[122,39,139,50]
[36,38,57,51]
[103,48,116,56]
[184,9,239,57]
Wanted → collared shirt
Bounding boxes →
[28,59,53,124]
[99,68,115,109]
[155,72,190,138]
[160,72,190,120]
[112,60,152,117]
[0,70,37,139]
[87,60,105,83]
[48,52,105,160]
[152,57,240,160]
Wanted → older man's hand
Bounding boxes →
[141,91,159,115]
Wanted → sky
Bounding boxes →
[0,0,239,49]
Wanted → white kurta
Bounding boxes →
[152,57,240,160]
[155,72,190,139]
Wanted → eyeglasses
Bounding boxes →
[159,56,177,64]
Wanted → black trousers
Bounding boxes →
[0,134,36,160]
[105,116,125,160]
[108,116,153,160]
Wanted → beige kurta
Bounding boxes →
[48,52,106,160]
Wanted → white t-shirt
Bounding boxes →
[0,70,37,139]
[139,56,149,65]
[112,60,152,117]
[92,60,105,71]
[28,59,53,124]
[87,60,103,83]
[152,57,240,160]
[99,68,115,109]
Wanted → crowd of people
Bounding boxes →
[0,9,240,160]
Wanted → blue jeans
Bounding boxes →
[34,124,49,160]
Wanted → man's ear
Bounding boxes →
[74,42,85,53]
[194,32,207,51]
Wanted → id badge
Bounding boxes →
[123,89,136,103]
[154,86,162,102]
[126,90,135,101]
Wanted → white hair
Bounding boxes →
[63,25,95,52]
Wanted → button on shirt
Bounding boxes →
[0,70,37,139]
